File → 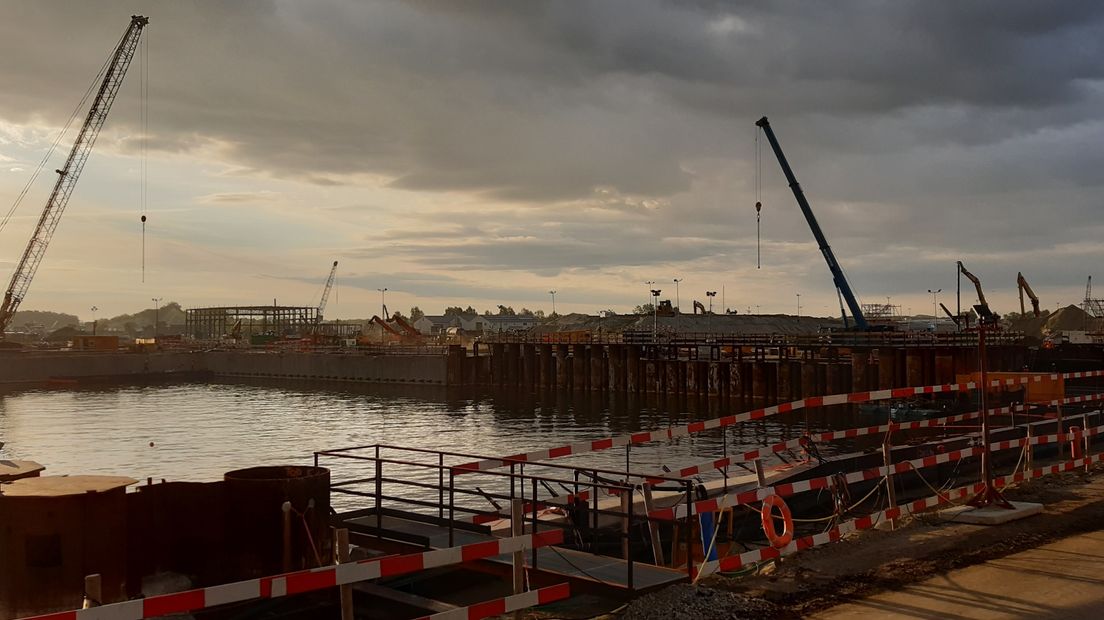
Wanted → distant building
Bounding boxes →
[413,315,462,335]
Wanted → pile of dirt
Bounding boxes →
[533,313,840,336]
[1007,304,1101,340]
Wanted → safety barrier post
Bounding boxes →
[722,427,729,492]
[531,478,540,571]
[82,574,101,609]
[591,470,600,553]
[282,501,293,571]
[1025,424,1033,472]
[511,499,524,606]
[375,446,383,536]
[438,453,445,521]
[1084,411,1092,473]
[1057,404,1065,461]
[641,483,665,565]
[882,435,897,530]
[448,469,455,547]
[753,458,766,487]
[335,528,353,620]
[625,486,635,588]
[684,480,694,578]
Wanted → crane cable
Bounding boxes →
[0,32,123,238]
[755,126,762,269]
[140,30,149,283]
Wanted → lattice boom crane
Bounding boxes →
[0,15,149,337]
[316,260,338,323]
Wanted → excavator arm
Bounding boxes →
[939,302,960,327]
[1017,272,1041,318]
[957,261,987,306]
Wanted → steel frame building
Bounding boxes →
[185,305,317,340]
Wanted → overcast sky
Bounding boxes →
[1,1,1102,321]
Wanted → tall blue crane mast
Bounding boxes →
[755,116,871,331]
[0,15,149,337]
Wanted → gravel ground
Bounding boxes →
[598,469,1104,619]
[619,584,781,620]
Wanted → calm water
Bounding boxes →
[0,379,854,510]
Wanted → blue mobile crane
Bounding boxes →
[755,116,877,331]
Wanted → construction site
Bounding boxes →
[4,9,1104,620]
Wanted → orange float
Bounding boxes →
[761,494,794,548]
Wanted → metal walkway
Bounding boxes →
[340,510,686,592]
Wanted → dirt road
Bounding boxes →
[810,530,1104,619]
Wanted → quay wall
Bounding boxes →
[0,342,1052,401]
[0,351,205,384]
[0,350,448,386]
[203,351,448,385]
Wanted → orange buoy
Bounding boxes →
[761,494,794,548]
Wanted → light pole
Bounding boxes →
[673,278,682,333]
[796,293,801,321]
[645,281,655,311]
[376,288,388,317]
[151,298,162,339]
[927,288,942,318]
[549,290,557,316]
[650,288,662,341]
[90,306,98,335]
[706,291,717,335]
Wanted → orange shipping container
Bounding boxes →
[956,372,1064,404]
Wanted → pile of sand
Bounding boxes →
[1007,304,1102,340]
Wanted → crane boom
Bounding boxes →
[0,15,149,336]
[315,261,338,323]
[755,117,869,330]
[1017,272,1040,318]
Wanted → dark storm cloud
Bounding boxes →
[4,1,1103,201]
[2,1,1103,302]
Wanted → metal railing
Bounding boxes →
[315,443,703,586]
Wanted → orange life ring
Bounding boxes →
[761,494,794,548]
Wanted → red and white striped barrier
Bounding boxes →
[1063,370,1104,380]
[414,583,570,620]
[652,422,1104,520]
[994,453,1104,487]
[693,481,986,578]
[22,531,564,620]
[651,445,982,521]
[456,370,1103,474]
[694,450,1104,579]
[640,403,1027,485]
[456,381,979,473]
[644,393,1104,484]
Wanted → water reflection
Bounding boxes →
[0,378,918,495]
